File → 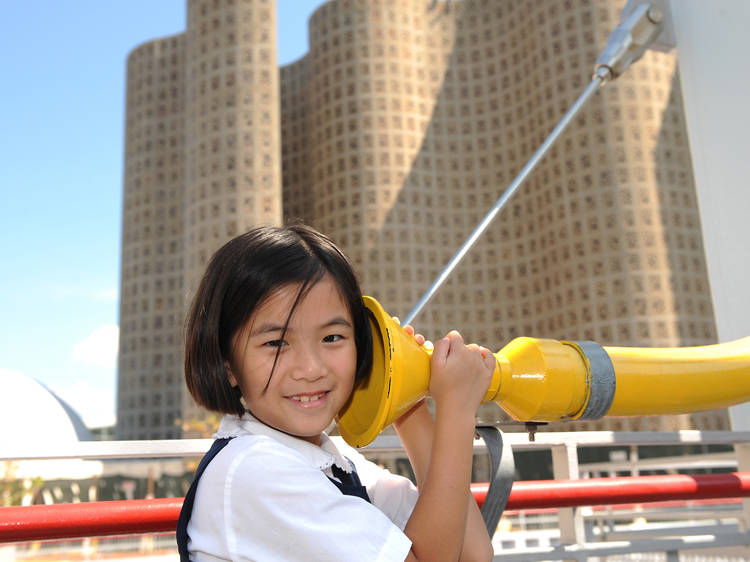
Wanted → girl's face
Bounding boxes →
[228,275,357,445]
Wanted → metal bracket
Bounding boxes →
[475,425,515,535]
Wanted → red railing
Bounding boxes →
[472,471,750,509]
[3,472,750,543]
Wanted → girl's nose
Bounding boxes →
[290,345,327,381]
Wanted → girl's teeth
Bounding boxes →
[295,393,323,402]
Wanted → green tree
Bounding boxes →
[177,413,222,438]
[1,462,43,506]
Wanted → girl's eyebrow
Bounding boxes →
[250,316,351,336]
[323,316,353,329]
[249,322,286,337]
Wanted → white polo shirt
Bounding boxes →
[187,413,418,561]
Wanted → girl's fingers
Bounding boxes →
[481,347,497,372]
[398,320,428,348]
[446,330,463,343]
[432,335,452,364]
[465,343,494,372]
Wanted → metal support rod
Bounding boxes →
[404,67,611,326]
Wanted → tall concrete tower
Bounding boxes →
[117,0,280,439]
[118,33,188,439]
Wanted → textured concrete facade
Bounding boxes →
[118,0,281,439]
[119,34,187,439]
[118,0,723,439]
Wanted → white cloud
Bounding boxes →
[73,324,119,369]
[50,381,116,428]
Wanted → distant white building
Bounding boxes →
[1,369,193,507]
[0,370,103,504]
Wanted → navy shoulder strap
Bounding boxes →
[328,461,371,503]
[176,437,233,561]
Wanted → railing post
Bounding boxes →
[551,443,586,560]
[735,443,750,534]
[629,445,640,477]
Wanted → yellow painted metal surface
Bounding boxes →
[336,296,432,447]
[489,336,750,421]
[488,337,589,421]
[605,337,750,415]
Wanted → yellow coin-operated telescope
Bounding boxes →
[336,297,750,448]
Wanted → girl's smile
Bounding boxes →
[287,391,329,406]
[227,275,358,445]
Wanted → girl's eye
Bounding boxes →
[323,334,343,343]
[264,339,287,348]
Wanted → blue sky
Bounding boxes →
[0,0,327,428]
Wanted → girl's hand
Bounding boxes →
[429,330,494,418]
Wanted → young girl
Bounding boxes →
[178,224,495,561]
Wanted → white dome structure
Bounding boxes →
[0,369,102,482]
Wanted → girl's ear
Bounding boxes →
[225,362,238,387]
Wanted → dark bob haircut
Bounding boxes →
[184,224,373,417]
